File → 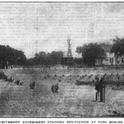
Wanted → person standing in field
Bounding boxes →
[95,76,100,101]
[95,76,105,102]
[99,76,105,102]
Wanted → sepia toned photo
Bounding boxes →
[0,1,124,118]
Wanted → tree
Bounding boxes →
[76,43,105,66]
[111,36,124,56]
[34,52,47,65]
[50,51,63,65]
[30,51,64,66]
[0,45,27,68]
[76,46,84,54]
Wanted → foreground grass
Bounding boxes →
[0,67,123,117]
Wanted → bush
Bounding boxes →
[0,72,8,80]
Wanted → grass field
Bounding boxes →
[0,67,124,117]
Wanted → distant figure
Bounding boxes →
[30,81,36,89]
[99,76,105,102]
[51,84,59,93]
[117,73,120,87]
[95,76,100,101]
[19,81,24,86]
[95,76,105,102]
[14,80,20,85]
[7,76,13,82]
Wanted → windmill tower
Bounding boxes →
[67,37,73,58]
[65,37,73,66]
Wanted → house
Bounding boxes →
[115,54,124,65]
[97,43,124,66]
[95,43,115,66]
[103,52,116,65]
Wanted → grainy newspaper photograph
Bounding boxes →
[0,1,124,118]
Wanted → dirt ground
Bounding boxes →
[0,67,124,117]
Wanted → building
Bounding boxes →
[96,43,124,66]
[103,52,116,65]
[95,43,115,66]
[115,55,124,65]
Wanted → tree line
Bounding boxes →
[30,36,124,67]
[0,45,26,68]
[76,36,124,66]
[27,51,63,66]
[0,36,124,68]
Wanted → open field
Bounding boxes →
[0,67,124,117]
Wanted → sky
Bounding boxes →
[0,2,124,58]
